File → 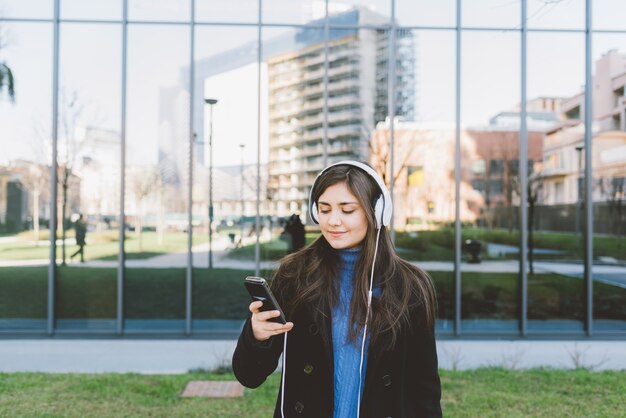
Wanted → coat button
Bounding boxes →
[303,364,314,374]
[382,374,392,387]
[294,401,305,414]
[308,323,319,335]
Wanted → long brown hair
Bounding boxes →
[271,164,437,349]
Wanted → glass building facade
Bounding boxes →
[0,0,625,337]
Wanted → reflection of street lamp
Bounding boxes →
[575,145,584,235]
[239,144,245,246]
[205,98,218,268]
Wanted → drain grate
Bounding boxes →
[181,381,245,398]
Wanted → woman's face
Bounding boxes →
[317,182,368,250]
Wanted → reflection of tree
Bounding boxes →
[0,23,15,101]
[12,161,50,245]
[57,89,90,265]
[131,166,161,252]
[513,170,544,275]
[369,126,413,188]
[598,176,626,235]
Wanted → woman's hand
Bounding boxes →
[249,301,294,342]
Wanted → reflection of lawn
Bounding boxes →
[395,229,626,262]
[0,267,272,320]
[228,233,319,260]
[227,228,625,262]
[2,267,624,323]
[0,232,207,261]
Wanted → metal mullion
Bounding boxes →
[117,0,128,336]
[454,0,462,337]
[322,0,329,167]
[584,0,594,337]
[519,0,528,337]
[48,0,60,336]
[185,0,196,337]
[388,0,396,242]
[0,17,53,23]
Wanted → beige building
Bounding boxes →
[543,50,626,205]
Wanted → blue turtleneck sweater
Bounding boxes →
[332,248,380,418]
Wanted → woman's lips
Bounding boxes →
[328,231,346,238]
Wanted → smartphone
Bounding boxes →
[244,276,287,324]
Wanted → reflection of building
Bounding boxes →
[370,121,484,229]
[467,129,545,209]
[267,8,416,217]
[370,120,548,229]
[543,50,626,207]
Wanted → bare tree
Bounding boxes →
[11,161,50,245]
[598,176,626,235]
[56,89,91,265]
[369,127,413,188]
[131,166,160,253]
[513,171,544,274]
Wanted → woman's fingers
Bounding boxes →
[256,309,282,322]
[249,300,263,313]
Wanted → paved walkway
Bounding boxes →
[0,339,624,373]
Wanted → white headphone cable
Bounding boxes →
[356,225,382,416]
[281,330,287,418]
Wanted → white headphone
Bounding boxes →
[309,160,393,229]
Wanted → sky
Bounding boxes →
[1,0,626,167]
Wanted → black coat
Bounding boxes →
[232,283,442,418]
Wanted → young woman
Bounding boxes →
[232,161,441,418]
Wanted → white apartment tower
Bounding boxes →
[266,8,416,218]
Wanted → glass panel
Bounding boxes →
[191,25,259,332]
[461,31,520,333]
[61,0,122,21]
[526,32,585,333]
[527,0,584,30]
[382,30,456,333]
[594,0,626,31]
[262,0,323,25]
[262,24,327,287]
[196,0,258,24]
[328,0,390,24]
[128,0,190,22]
[396,0,455,28]
[0,0,52,19]
[53,23,121,331]
[0,22,52,331]
[462,0,519,29]
[124,24,189,331]
[592,35,626,333]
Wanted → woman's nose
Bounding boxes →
[328,211,341,225]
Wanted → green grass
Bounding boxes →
[227,233,319,261]
[395,228,626,262]
[0,267,264,320]
[0,231,207,261]
[0,369,624,417]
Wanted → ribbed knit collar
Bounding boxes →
[338,248,360,270]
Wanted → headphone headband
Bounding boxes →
[308,160,393,228]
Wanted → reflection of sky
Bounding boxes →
[1,1,626,166]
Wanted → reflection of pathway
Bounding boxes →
[2,251,625,289]
[414,260,626,289]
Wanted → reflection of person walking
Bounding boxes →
[70,214,87,263]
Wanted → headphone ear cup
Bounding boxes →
[374,195,383,229]
[311,202,319,224]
